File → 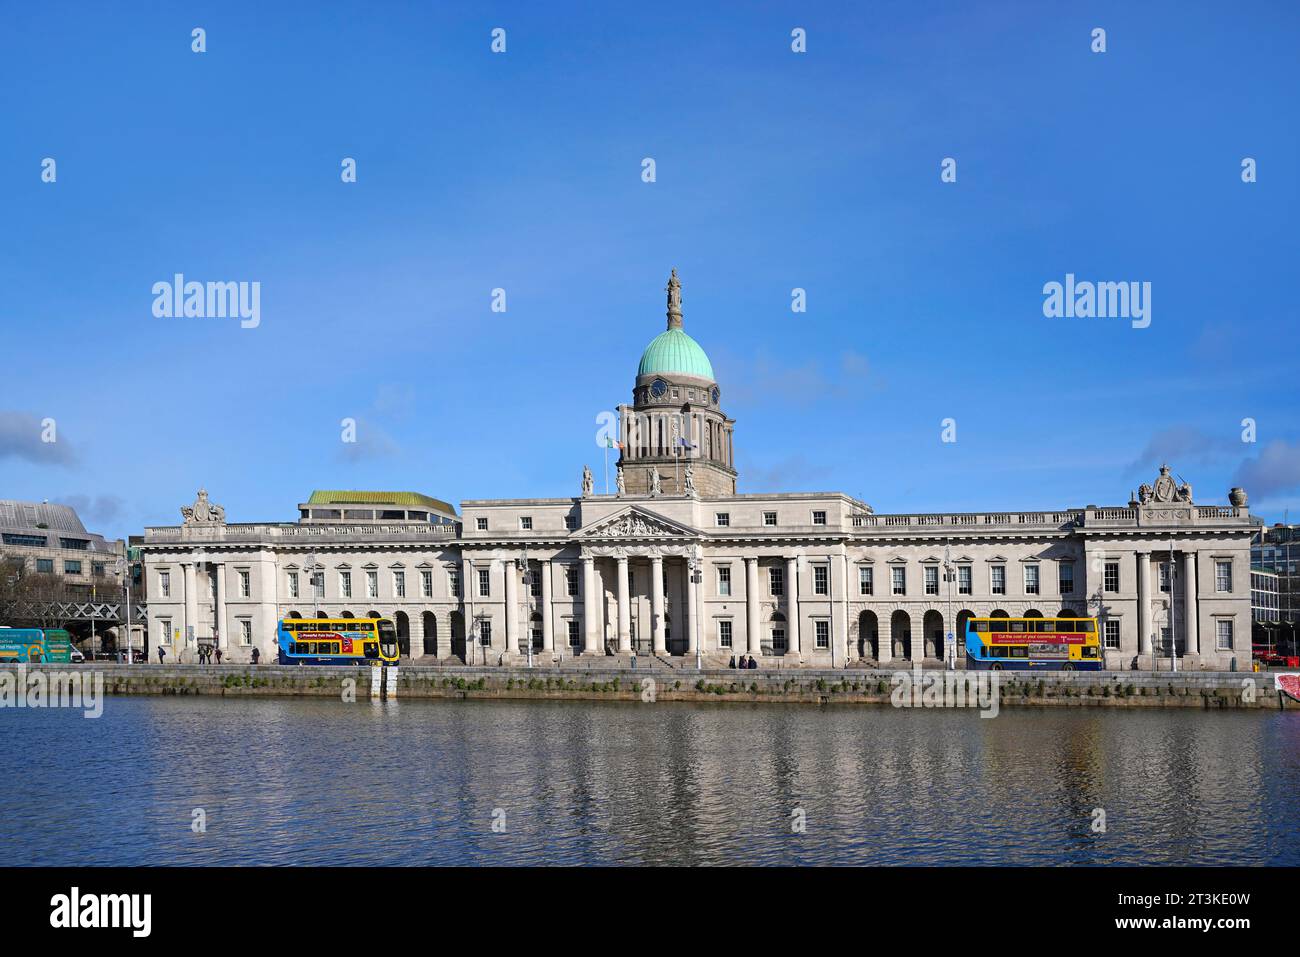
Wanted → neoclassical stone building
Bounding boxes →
[141,274,1256,670]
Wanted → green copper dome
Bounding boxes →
[637,328,715,380]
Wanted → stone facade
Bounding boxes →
[139,274,1257,670]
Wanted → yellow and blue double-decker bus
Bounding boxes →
[965,616,1102,671]
[276,618,399,666]
[0,627,73,663]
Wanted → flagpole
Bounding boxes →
[604,442,609,495]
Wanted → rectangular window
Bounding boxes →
[1215,560,1232,593]
[520,516,532,531]
[566,565,579,597]
[567,619,580,647]
[449,569,460,598]
[815,620,829,649]
[529,565,542,598]
[1158,562,1171,593]
[958,566,972,595]
[421,570,432,598]
[859,566,873,596]
[238,618,252,646]
[478,568,491,597]
[60,538,89,550]
[715,512,730,527]
[1,533,46,547]
[394,571,406,598]
[565,516,578,530]
[287,571,299,599]
[812,510,827,526]
[769,566,784,596]
[159,571,171,597]
[1104,619,1120,649]
[159,619,172,645]
[763,511,777,527]
[366,570,379,599]
[340,571,352,599]
[93,562,105,577]
[313,571,324,599]
[924,566,939,595]
[990,565,1006,595]
[891,566,906,596]
[1105,561,1120,593]
[772,628,787,652]
[718,620,732,648]
[717,566,732,597]
[1024,564,1040,595]
[36,558,54,574]
[815,565,830,595]
[64,560,82,574]
[479,621,492,646]
[1058,563,1074,595]
[238,570,250,598]
[476,517,488,531]
[1216,619,1234,651]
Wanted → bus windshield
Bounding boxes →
[377,620,398,658]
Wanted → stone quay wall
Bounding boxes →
[2,663,1294,710]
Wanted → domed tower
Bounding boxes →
[617,270,737,497]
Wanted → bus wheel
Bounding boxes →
[1061,663,1074,671]
[990,663,1003,671]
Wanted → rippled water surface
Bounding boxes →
[4,696,1299,865]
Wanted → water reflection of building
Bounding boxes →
[140,274,1256,670]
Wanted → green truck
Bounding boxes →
[0,628,74,663]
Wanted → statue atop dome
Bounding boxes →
[666,268,683,329]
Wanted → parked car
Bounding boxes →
[68,647,86,663]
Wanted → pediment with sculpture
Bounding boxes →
[579,507,694,540]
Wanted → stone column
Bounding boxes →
[540,559,554,652]
[258,554,278,663]
[1137,552,1151,655]
[215,562,228,652]
[183,561,197,662]
[785,556,801,658]
[504,559,519,656]
[651,554,665,654]
[583,554,601,654]
[838,551,851,665]
[1183,551,1199,655]
[616,555,631,652]
[686,558,699,655]
[745,557,761,656]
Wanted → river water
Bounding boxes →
[4,696,1298,865]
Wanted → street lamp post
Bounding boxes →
[520,551,533,670]
[689,556,701,672]
[116,556,132,665]
[305,551,319,619]
[944,541,955,671]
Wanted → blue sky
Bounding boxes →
[2,1,1298,540]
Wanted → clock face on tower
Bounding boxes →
[651,378,668,399]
